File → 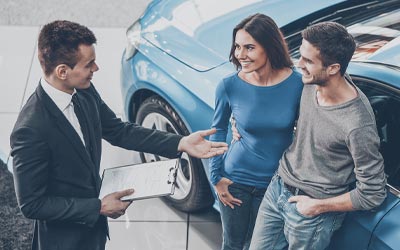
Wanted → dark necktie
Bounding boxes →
[71,94,91,151]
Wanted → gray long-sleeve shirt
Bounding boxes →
[278,80,386,210]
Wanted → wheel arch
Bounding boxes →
[131,91,215,211]
[129,88,156,122]
[127,81,214,134]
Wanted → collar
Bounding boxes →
[40,78,76,112]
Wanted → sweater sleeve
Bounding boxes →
[208,80,231,185]
[348,125,387,210]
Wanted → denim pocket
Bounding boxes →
[227,182,241,193]
[292,202,317,219]
[227,182,250,201]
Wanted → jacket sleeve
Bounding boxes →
[208,80,231,185]
[11,125,101,227]
[89,85,183,159]
[348,125,387,210]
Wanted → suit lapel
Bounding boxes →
[75,92,102,194]
[36,84,95,171]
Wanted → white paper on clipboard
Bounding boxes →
[99,159,179,201]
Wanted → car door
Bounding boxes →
[328,77,400,250]
[368,190,400,250]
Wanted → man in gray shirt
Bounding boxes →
[245,22,387,249]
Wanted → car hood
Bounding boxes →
[140,0,346,72]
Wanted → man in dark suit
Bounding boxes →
[10,20,228,250]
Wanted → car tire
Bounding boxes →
[136,96,213,212]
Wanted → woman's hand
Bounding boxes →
[215,177,242,209]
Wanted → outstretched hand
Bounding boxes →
[178,128,228,158]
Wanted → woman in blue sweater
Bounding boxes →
[209,14,303,250]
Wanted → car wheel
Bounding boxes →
[136,96,213,212]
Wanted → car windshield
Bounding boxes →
[287,2,400,67]
[349,8,400,65]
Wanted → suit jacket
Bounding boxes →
[10,83,182,250]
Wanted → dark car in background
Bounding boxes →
[121,1,400,248]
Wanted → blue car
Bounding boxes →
[121,1,400,248]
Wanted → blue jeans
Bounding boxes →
[249,174,346,250]
[219,182,267,250]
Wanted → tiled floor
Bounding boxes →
[0,24,222,249]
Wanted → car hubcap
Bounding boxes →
[141,113,192,200]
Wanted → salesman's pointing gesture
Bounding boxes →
[178,128,228,158]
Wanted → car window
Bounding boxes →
[350,8,400,64]
[286,2,400,60]
[354,77,400,190]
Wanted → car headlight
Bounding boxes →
[125,21,142,60]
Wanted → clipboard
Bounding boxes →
[99,159,179,201]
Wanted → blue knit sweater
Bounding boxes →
[209,71,303,188]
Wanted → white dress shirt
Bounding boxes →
[40,79,86,146]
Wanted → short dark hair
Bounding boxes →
[301,22,356,76]
[38,20,97,76]
[229,13,293,70]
